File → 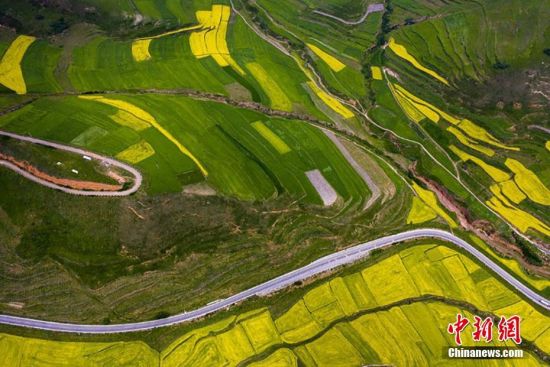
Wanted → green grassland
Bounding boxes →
[389,0,550,82]
[1,243,548,366]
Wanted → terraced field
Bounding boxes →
[1,244,548,366]
[0,94,370,205]
[0,0,549,365]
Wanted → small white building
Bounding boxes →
[71,169,79,175]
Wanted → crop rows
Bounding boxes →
[2,244,547,366]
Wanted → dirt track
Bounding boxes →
[0,130,142,196]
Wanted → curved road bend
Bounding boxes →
[0,130,142,196]
[0,228,548,333]
[313,3,384,25]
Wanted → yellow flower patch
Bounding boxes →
[0,35,36,94]
[116,140,155,164]
[307,43,346,72]
[307,81,354,119]
[449,145,510,182]
[505,158,550,205]
[79,95,208,176]
[388,37,449,85]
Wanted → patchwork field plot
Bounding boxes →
[0,1,549,366]
[388,0,549,82]
[0,94,369,205]
[4,244,545,366]
[0,335,158,367]
[68,33,234,93]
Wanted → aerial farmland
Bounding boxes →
[0,0,548,365]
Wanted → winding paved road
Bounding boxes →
[0,130,142,196]
[0,228,547,334]
[313,3,384,25]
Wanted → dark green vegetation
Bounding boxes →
[0,3,548,364]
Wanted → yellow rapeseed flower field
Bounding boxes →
[240,310,282,352]
[6,244,549,365]
[189,5,245,75]
[0,334,158,366]
[248,348,297,367]
[449,145,510,182]
[411,182,457,227]
[457,119,519,151]
[387,37,449,85]
[407,196,437,224]
[116,140,155,164]
[393,83,457,124]
[131,39,152,62]
[246,63,292,111]
[275,300,323,343]
[496,179,526,204]
[370,66,383,80]
[306,43,346,72]
[447,126,495,157]
[79,95,208,176]
[109,110,150,131]
[393,89,425,123]
[486,195,550,236]
[505,158,550,205]
[307,81,354,119]
[0,35,36,94]
[251,121,291,154]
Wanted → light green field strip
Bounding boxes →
[246,63,293,111]
[131,24,205,62]
[388,37,449,85]
[307,43,346,72]
[79,95,208,177]
[0,35,36,94]
[251,121,291,154]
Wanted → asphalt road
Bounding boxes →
[0,228,547,334]
[0,130,142,196]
